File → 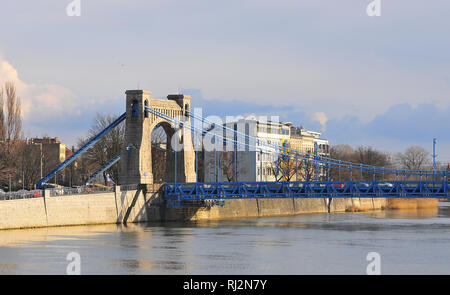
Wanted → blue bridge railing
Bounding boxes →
[165,181,450,203]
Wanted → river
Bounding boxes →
[0,202,449,275]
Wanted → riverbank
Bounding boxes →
[0,185,440,230]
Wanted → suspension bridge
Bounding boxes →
[35,90,449,208]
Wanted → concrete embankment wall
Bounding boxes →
[162,197,388,221]
[387,198,439,209]
[0,187,149,230]
[1,184,423,230]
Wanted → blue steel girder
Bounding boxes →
[85,154,121,184]
[36,113,126,189]
[164,181,450,202]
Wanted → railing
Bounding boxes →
[0,190,42,200]
[47,186,114,197]
[165,181,450,200]
[119,184,139,191]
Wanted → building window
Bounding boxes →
[131,100,138,118]
[144,100,149,118]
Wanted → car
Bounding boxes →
[378,182,394,188]
[72,186,82,193]
[52,187,64,196]
[30,190,41,198]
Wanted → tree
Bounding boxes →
[396,146,430,171]
[79,113,125,185]
[354,146,391,167]
[4,82,22,141]
[219,151,239,182]
[19,142,43,189]
[268,152,315,182]
[0,82,23,189]
[0,87,5,141]
[354,146,392,180]
[330,144,354,162]
[328,144,392,181]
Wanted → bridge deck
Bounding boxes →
[165,181,450,202]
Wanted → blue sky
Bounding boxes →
[0,1,449,162]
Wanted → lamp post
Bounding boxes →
[40,143,43,179]
[432,138,437,181]
[433,138,437,170]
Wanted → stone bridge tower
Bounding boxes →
[119,90,196,185]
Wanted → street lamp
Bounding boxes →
[432,138,437,170]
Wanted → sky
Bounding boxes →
[0,0,449,162]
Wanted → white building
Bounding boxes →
[203,120,330,182]
[204,119,291,182]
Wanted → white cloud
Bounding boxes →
[0,56,80,122]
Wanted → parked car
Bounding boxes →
[52,187,64,196]
[72,186,82,193]
[30,190,41,198]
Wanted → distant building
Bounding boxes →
[27,137,69,183]
[289,126,315,154]
[29,137,66,166]
[203,120,331,182]
[204,119,292,182]
[290,126,330,180]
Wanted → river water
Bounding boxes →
[0,203,449,275]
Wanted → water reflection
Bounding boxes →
[379,207,439,219]
[0,203,449,274]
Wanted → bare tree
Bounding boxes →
[329,144,393,181]
[396,146,430,171]
[268,153,315,182]
[219,151,239,182]
[79,113,125,185]
[0,82,23,189]
[19,142,43,189]
[330,144,354,162]
[4,82,22,141]
[152,125,167,144]
[0,88,5,141]
[0,82,23,141]
[354,146,390,167]
[151,124,171,183]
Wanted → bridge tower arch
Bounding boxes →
[119,90,196,185]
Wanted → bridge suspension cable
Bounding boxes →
[146,106,449,180]
[184,109,447,177]
[36,113,127,189]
